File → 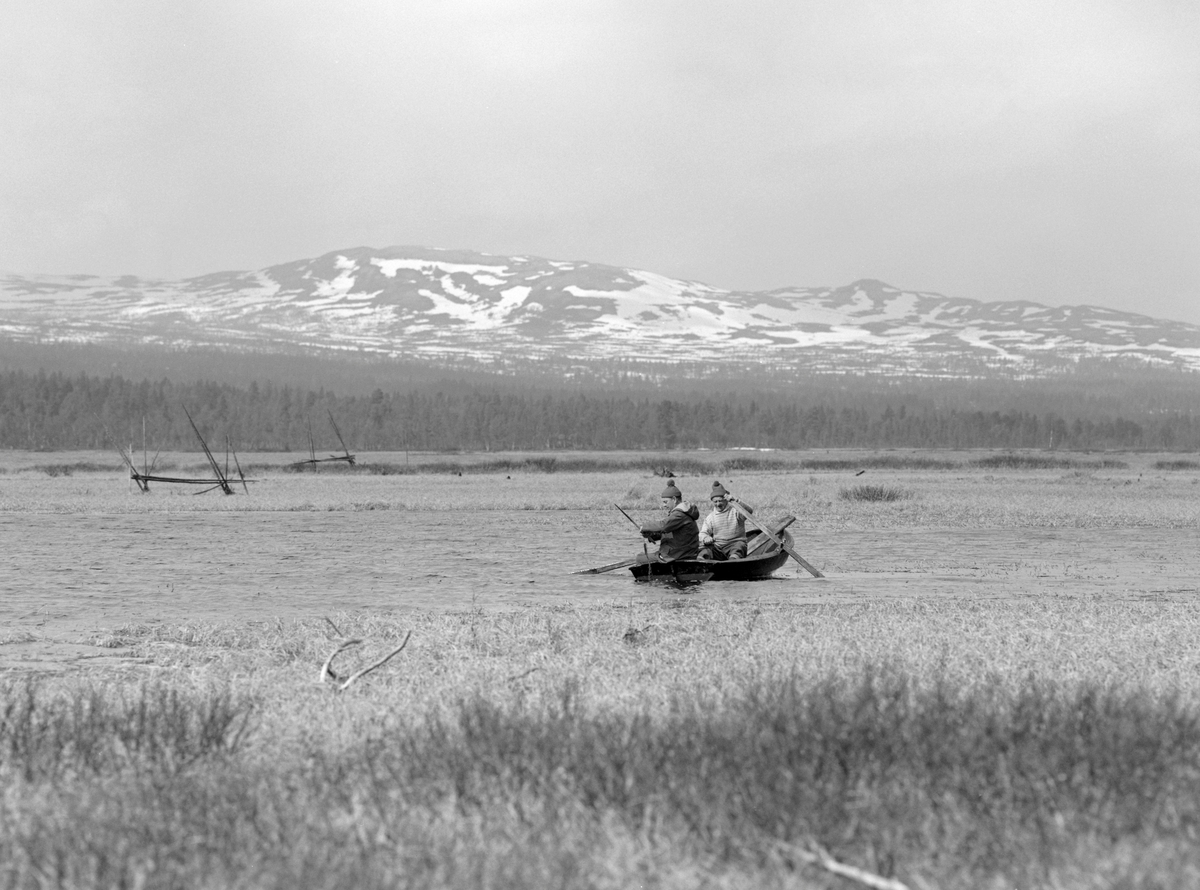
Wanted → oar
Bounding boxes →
[614,503,640,529]
[571,558,639,575]
[730,502,824,578]
[570,505,652,574]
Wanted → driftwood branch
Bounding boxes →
[320,620,413,691]
[319,638,364,684]
[776,841,912,890]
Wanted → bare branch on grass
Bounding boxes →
[777,840,912,890]
[320,620,413,691]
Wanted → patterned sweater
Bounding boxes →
[700,503,751,546]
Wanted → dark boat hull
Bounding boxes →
[629,531,793,582]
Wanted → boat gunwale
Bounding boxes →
[629,529,794,582]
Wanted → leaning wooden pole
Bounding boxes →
[229,437,250,495]
[328,410,356,465]
[183,406,233,495]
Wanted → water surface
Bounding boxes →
[3,511,1195,636]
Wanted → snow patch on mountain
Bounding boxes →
[2,247,1199,377]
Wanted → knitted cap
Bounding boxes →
[710,480,729,498]
[660,481,682,500]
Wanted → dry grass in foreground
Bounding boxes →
[4,598,1200,889]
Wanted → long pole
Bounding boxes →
[614,504,640,529]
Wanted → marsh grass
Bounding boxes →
[8,448,1198,534]
[794,455,960,471]
[839,483,910,502]
[1155,459,1200,470]
[0,681,254,781]
[6,601,1200,888]
[971,454,1129,470]
[3,467,1199,532]
[4,450,1200,884]
[31,462,114,477]
[2,665,1198,888]
[10,451,1060,480]
[272,453,966,477]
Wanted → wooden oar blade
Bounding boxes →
[782,545,823,578]
[731,503,824,578]
[572,558,639,575]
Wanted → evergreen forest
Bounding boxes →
[3,368,1200,453]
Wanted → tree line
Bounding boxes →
[3,369,1200,453]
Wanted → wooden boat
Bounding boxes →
[629,518,795,583]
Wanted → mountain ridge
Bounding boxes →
[3,246,1199,379]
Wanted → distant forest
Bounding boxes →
[3,369,1200,452]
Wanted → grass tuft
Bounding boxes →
[0,679,255,780]
[31,462,116,477]
[839,483,910,502]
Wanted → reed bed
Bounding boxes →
[970,454,1130,470]
[1155,459,1200,470]
[3,461,1198,530]
[2,450,1145,480]
[5,599,1200,889]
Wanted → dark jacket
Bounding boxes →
[641,502,701,562]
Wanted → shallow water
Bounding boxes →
[4,509,1197,637]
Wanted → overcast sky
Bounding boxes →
[3,1,1198,324]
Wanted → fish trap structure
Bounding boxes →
[290,410,357,472]
[109,408,253,495]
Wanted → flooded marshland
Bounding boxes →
[7,450,1200,888]
[3,449,1199,644]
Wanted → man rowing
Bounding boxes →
[698,480,754,561]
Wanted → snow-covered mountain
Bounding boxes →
[4,246,1199,378]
